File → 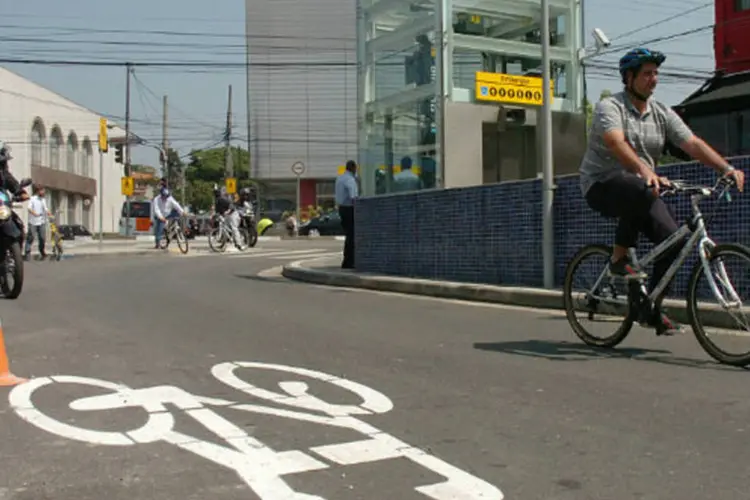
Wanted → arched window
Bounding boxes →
[49,126,63,170]
[30,118,46,167]
[82,138,93,177]
[67,132,78,174]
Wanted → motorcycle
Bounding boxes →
[238,207,258,248]
[0,177,32,299]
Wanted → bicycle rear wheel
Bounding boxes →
[563,244,635,347]
[687,243,750,367]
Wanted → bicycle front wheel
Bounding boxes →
[208,227,226,253]
[175,224,189,254]
[687,243,750,367]
[563,244,635,347]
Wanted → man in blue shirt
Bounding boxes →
[335,160,359,269]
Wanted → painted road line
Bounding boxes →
[9,361,504,499]
[226,249,328,259]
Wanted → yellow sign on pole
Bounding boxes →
[475,71,554,107]
[225,177,237,195]
[98,118,108,153]
[121,176,134,196]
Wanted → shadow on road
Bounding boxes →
[473,339,745,371]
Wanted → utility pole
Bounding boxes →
[124,63,133,237]
[162,95,169,182]
[245,21,257,204]
[225,85,234,179]
[541,0,555,289]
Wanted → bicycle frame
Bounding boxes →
[586,187,741,309]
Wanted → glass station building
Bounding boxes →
[356,0,586,196]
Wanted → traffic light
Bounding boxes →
[114,144,124,164]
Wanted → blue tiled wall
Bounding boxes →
[354,156,750,297]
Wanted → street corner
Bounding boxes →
[281,259,362,288]
[281,260,566,310]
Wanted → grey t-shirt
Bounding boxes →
[579,91,695,195]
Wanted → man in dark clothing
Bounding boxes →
[0,145,23,196]
[335,160,358,269]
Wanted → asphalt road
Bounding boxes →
[0,242,748,500]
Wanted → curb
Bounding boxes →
[279,236,345,241]
[281,262,735,330]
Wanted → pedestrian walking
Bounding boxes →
[335,160,358,269]
[24,185,51,260]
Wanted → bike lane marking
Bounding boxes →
[8,361,505,500]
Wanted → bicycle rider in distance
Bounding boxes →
[152,186,185,249]
[579,47,746,336]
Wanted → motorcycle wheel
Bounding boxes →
[1,242,24,299]
[245,224,258,248]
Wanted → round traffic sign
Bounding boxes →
[291,161,305,176]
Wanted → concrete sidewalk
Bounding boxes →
[282,258,734,329]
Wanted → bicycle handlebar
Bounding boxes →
[660,174,736,199]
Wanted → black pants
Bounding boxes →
[338,205,355,268]
[339,207,354,269]
[586,171,682,299]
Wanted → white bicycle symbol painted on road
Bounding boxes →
[8,361,504,499]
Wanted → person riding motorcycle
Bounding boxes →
[0,145,27,200]
[212,184,244,249]
[236,187,255,219]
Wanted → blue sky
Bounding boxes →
[0,0,714,168]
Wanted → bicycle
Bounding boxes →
[48,216,63,261]
[563,175,750,367]
[208,212,245,253]
[157,216,189,254]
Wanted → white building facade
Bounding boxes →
[0,66,125,233]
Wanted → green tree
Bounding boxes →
[131,164,157,175]
[164,148,184,189]
[185,180,216,212]
[185,146,250,184]
[180,145,262,212]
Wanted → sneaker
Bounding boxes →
[649,310,684,336]
[608,257,647,280]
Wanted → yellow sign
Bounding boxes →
[98,118,108,153]
[121,176,134,196]
[225,177,237,195]
[475,71,554,107]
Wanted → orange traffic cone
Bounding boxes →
[0,319,26,386]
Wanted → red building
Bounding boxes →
[673,0,750,156]
[715,0,750,74]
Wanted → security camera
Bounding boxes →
[592,28,611,49]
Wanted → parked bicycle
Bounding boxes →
[563,175,750,367]
[158,216,189,254]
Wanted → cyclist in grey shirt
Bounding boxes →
[579,47,745,335]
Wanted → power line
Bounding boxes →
[0,23,354,42]
[610,2,712,42]
[0,57,354,67]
